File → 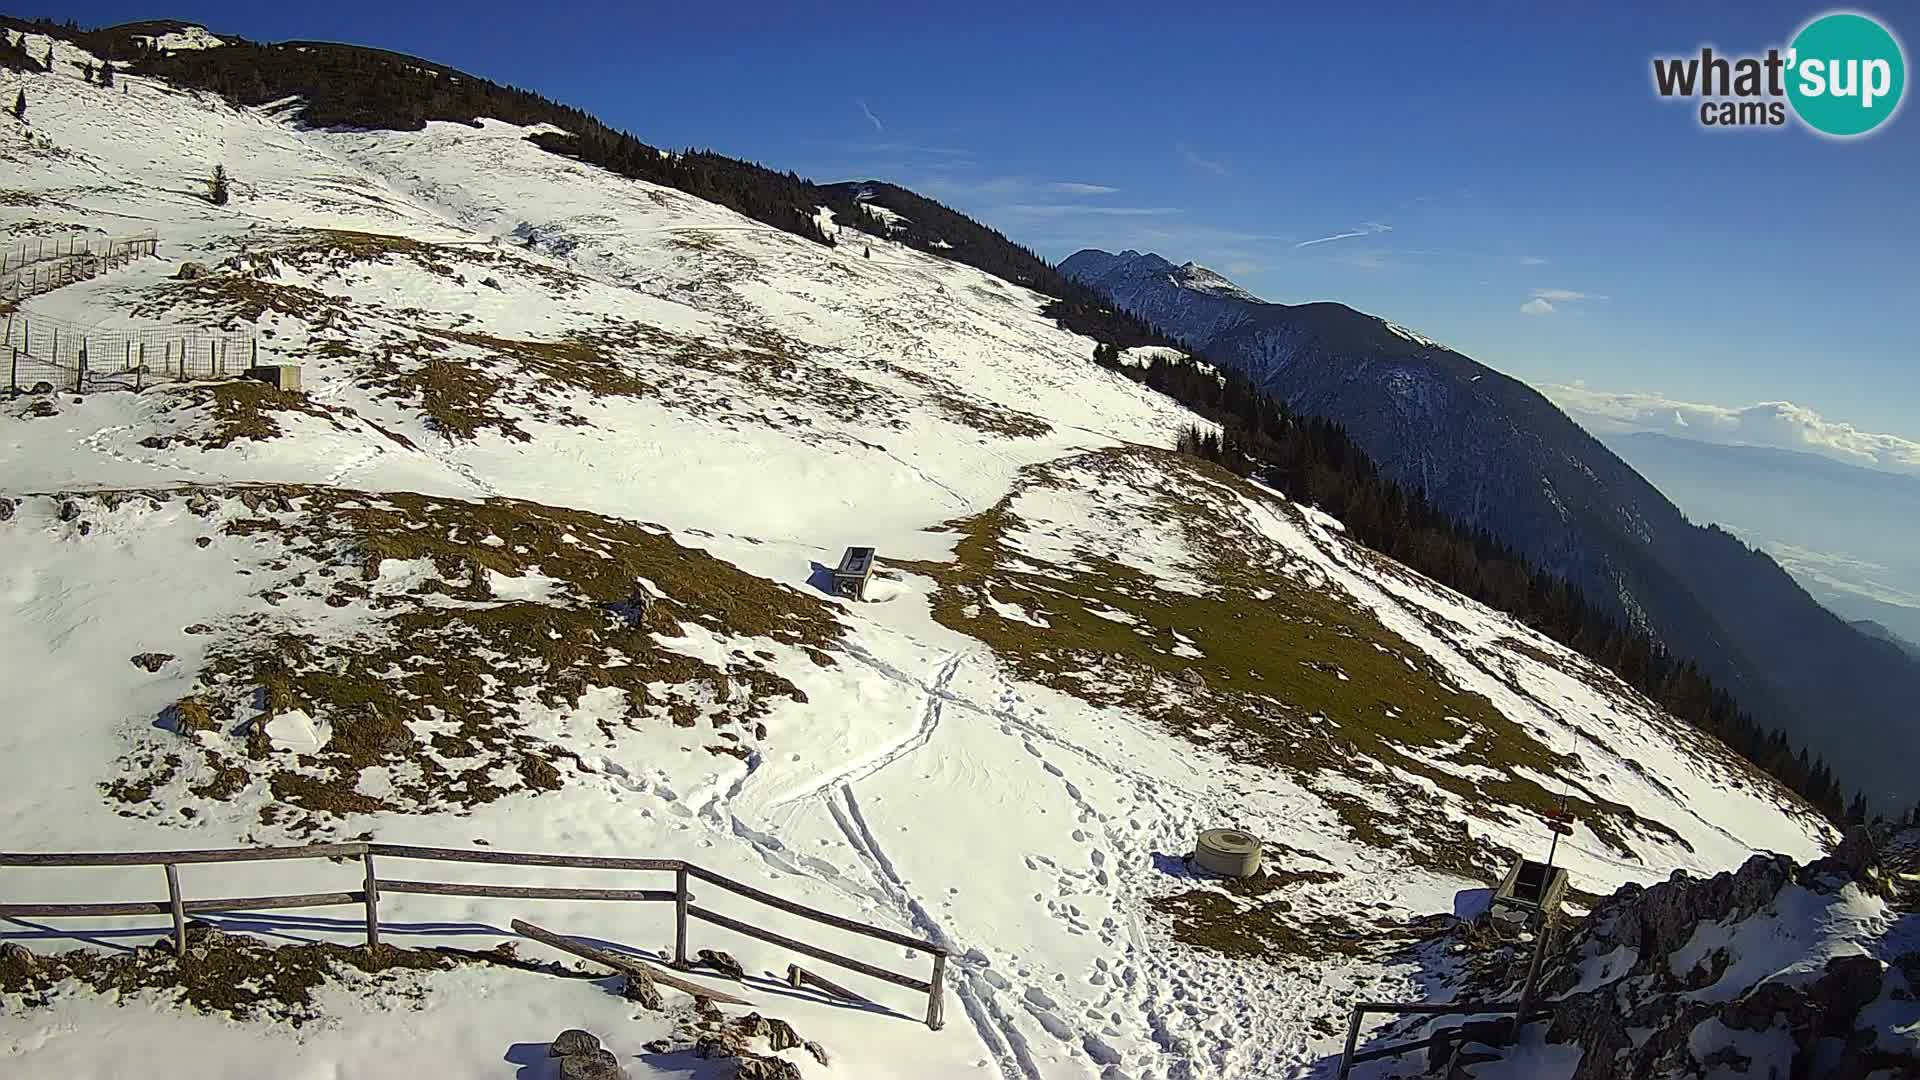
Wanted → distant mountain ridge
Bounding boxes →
[1062,247,1920,808]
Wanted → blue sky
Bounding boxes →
[55,1,1920,449]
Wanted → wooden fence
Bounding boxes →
[0,841,947,1030]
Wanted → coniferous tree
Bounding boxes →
[44,46,53,71]
[82,61,94,82]
[99,61,115,88]
[209,164,230,205]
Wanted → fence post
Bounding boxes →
[674,864,690,968]
[362,851,381,953]
[926,951,947,1030]
[1338,1006,1365,1079]
[164,863,187,961]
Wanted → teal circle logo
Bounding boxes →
[1787,12,1906,137]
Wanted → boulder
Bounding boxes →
[175,261,211,280]
[130,652,176,673]
[737,1059,803,1080]
[620,971,663,1011]
[695,948,746,980]
[764,1018,802,1053]
[558,1048,622,1080]
[548,1029,600,1058]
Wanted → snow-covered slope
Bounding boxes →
[0,31,1844,1080]
[1059,248,1920,815]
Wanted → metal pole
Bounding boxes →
[1510,918,1553,1043]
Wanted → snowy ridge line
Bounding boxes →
[1,838,949,1021]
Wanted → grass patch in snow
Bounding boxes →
[0,926,459,1025]
[905,447,1681,880]
[96,487,838,832]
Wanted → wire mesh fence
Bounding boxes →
[0,232,160,301]
[3,310,258,395]
[0,231,159,274]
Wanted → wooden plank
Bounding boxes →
[686,864,941,955]
[0,891,363,918]
[371,843,681,873]
[509,918,752,1007]
[378,879,676,903]
[786,964,872,1004]
[0,843,368,867]
[688,904,929,995]
[184,891,364,914]
[164,864,186,961]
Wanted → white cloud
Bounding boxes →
[1049,182,1119,196]
[1295,221,1393,248]
[1178,144,1229,175]
[1532,287,1608,302]
[856,99,883,133]
[1542,384,1920,475]
[1519,255,1551,266]
[1520,297,1555,316]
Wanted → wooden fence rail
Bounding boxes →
[0,841,947,1030]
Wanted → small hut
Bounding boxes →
[832,546,877,601]
[1491,858,1569,925]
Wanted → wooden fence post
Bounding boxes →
[1337,1006,1366,1079]
[164,863,186,961]
[926,951,947,1030]
[362,851,380,953]
[674,864,690,968]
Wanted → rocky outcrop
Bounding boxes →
[1411,847,1918,1079]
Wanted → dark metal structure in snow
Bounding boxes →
[832,546,876,601]
[1491,858,1570,926]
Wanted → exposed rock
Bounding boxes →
[695,948,745,980]
[732,1013,771,1040]
[549,1029,601,1057]
[558,1048,622,1080]
[195,536,212,548]
[619,970,663,1011]
[0,498,14,522]
[803,1040,830,1067]
[186,493,217,517]
[693,1033,740,1059]
[736,1059,803,1080]
[130,652,176,673]
[763,1018,802,1053]
[77,520,92,536]
[175,261,211,280]
[24,398,57,417]
[58,499,80,522]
